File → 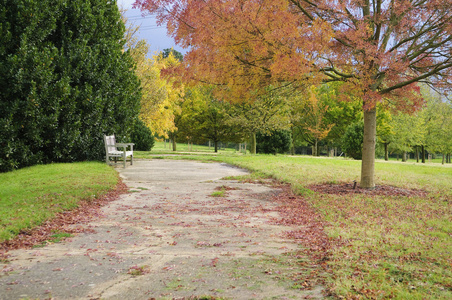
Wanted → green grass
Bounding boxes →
[135,141,242,158]
[0,162,119,242]
[149,153,451,299]
[210,189,226,197]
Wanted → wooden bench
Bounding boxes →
[103,134,134,167]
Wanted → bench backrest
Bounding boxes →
[104,135,117,153]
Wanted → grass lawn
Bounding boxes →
[138,151,452,299]
[0,162,119,242]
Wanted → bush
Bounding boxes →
[341,121,364,159]
[256,130,292,154]
[0,0,141,172]
[131,119,155,151]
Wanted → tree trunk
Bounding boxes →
[250,132,256,154]
[214,140,218,153]
[422,145,425,163]
[442,153,445,165]
[416,146,419,163]
[402,151,407,162]
[314,139,318,156]
[171,134,177,151]
[384,143,389,161]
[361,107,377,189]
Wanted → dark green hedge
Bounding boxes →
[256,130,292,155]
[131,119,155,151]
[0,0,141,172]
[341,121,364,160]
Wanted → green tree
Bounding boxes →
[178,86,243,152]
[341,121,364,160]
[162,48,183,62]
[256,130,292,155]
[390,112,425,162]
[424,96,452,164]
[298,86,335,156]
[228,88,292,154]
[0,0,140,172]
[376,107,395,161]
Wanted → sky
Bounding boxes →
[117,0,186,56]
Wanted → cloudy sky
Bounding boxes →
[117,0,186,55]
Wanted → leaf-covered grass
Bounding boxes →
[0,162,119,242]
[161,153,451,299]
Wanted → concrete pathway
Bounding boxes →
[0,160,324,299]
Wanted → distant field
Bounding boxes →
[144,141,449,165]
[149,141,239,154]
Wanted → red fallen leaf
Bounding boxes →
[210,257,219,267]
[53,268,63,271]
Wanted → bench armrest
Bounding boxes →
[115,143,134,151]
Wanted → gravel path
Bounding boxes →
[0,160,324,299]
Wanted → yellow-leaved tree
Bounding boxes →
[137,50,183,139]
[122,11,183,140]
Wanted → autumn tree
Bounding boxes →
[136,51,183,140]
[136,0,452,188]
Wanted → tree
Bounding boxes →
[136,0,452,188]
[137,51,183,140]
[177,85,244,152]
[424,95,452,164]
[0,0,140,172]
[256,130,292,155]
[298,86,335,156]
[341,121,364,160]
[162,48,184,62]
[227,88,292,154]
[376,107,395,161]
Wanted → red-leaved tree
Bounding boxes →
[135,0,452,188]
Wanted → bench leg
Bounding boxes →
[123,152,126,168]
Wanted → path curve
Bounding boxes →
[0,160,324,299]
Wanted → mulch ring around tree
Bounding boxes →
[307,182,429,198]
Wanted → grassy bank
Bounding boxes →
[0,162,119,242]
[141,153,452,299]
